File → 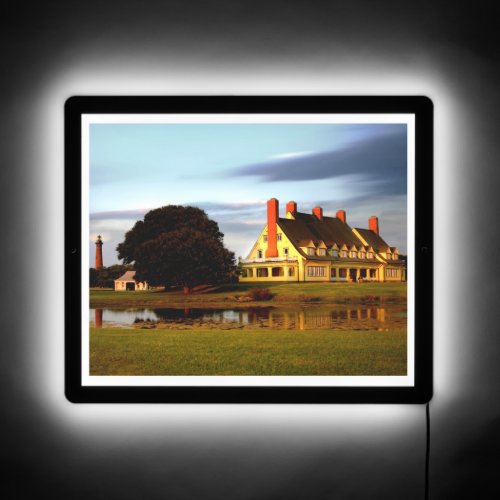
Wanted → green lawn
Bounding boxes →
[90,327,407,376]
[90,281,407,308]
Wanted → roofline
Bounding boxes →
[276,221,308,259]
[275,220,400,263]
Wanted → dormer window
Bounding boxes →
[359,251,366,259]
[340,250,347,258]
[332,249,339,258]
[367,252,374,259]
[318,248,326,256]
[308,247,315,256]
[349,250,357,258]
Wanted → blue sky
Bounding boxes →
[89,122,408,266]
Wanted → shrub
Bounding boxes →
[248,288,273,301]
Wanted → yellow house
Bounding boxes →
[239,198,405,283]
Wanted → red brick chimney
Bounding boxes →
[336,210,346,223]
[266,198,279,258]
[95,235,103,269]
[312,206,323,221]
[286,201,297,214]
[369,216,379,235]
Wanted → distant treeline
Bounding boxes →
[90,264,133,288]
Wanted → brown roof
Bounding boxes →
[279,213,364,250]
[297,239,315,247]
[354,228,391,252]
[115,270,137,282]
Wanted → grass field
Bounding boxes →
[90,281,407,308]
[90,327,407,376]
[89,282,407,376]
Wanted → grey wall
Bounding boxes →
[2,1,499,498]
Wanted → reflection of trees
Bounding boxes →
[247,307,274,322]
[153,308,209,320]
[140,305,403,330]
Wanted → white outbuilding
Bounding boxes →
[114,270,149,291]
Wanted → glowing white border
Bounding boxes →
[81,113,415,387]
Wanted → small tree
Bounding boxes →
[89,267,99,287]
[117,205,236,293]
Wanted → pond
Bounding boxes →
[90,305,406,331]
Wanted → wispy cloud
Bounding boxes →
[90,209,149,221]
[270,151,313,160]
[231,128,407,196]
[188,200,265,212]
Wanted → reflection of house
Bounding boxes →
[114,271,149,291]
[245,306,393,330]
[239,198,405,283]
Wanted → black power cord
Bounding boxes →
[425,402,430,500]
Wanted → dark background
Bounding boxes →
[2,1,499,498]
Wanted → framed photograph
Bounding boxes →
[65,96,433,403]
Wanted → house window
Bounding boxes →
[332,250,339,258]
[277,233,282,241]
[318,248,326,256]
[385,268,398,278]
[257,268,269,277]
[241,268,253,278]
[257,250,263,259]
[349,251,357,258]
[367,252,374,259]
[386,253,392,260]
[340,250,347,258]
[308,247,315,256]
[288,267,295,276]
[359,252,366,259]
[263,235,268,242]
[338,268,347,278]
[272,267,284,277]
[393,253,399,261]
[283,247,289,256]
[307,266,327,277]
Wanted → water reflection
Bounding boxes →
[94,308,103,328]
[91,305,405,331]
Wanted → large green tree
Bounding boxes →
[116,205,236,293]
